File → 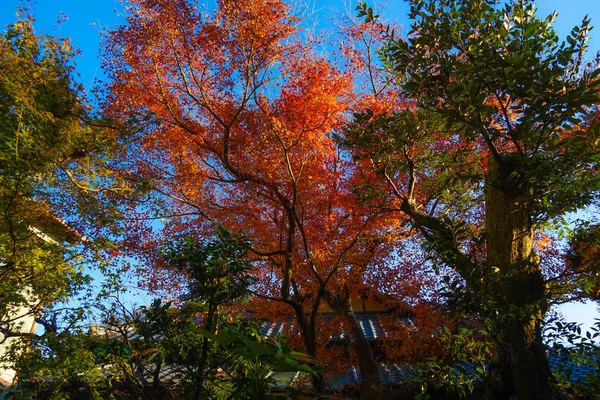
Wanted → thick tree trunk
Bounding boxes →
[484,156,569,400]
[288,302,325,393]
[305,335,325,394]
[326,287,388,400]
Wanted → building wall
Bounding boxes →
[319,297,390,313]
[0,298,37,385]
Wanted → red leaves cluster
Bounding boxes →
[102,0,442,380]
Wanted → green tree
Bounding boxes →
[1,320,113,400]
[3,231,316,400]
[154,229,317,399]
[348,0,600,399]
[157,228,259,400]
[0,10,118,388]
[1,10,88,348]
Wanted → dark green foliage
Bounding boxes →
[2,331,111,400]
[380,0,600,221]
[132,299,301,400]
[544,314,600,399]
[2,230,316,400]
[161,227,255,310]
[565,221,600,300]
[154,229,315,399]
[349,0,600,398]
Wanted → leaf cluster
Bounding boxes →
[0,11,117,347]
[377,0,600,221]
[160,227,255,308]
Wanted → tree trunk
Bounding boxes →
[484,155,569,400]
[288,302,325,393]
[326,287,388,400]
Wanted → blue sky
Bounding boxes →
[1,0,598,91]
[1,0,599,328]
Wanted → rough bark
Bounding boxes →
[288,301,325,393]
[325,287,388,400]
[484,155,569,400]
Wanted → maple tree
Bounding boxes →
[100,0,438,397]
[345,0,600,399]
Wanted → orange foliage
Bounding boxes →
[102,0,437,385]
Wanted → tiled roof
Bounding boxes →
[142,364,185,384]
[80,345,599,396]
[261,320,287,337]
[93,317,600,390]
[329,363,414,387]
[328,352,598,388]
[547,352,599,383]
[260,313,413,341]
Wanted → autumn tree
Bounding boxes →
[346,0,600,399]
[101,0,434,397]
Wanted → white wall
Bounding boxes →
[0,293,38,386]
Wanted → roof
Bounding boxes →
[20,196,87,245]
[329,352,599,388]
[45,311,598,394]
[547,351,599,383]
[259,313,414,341]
